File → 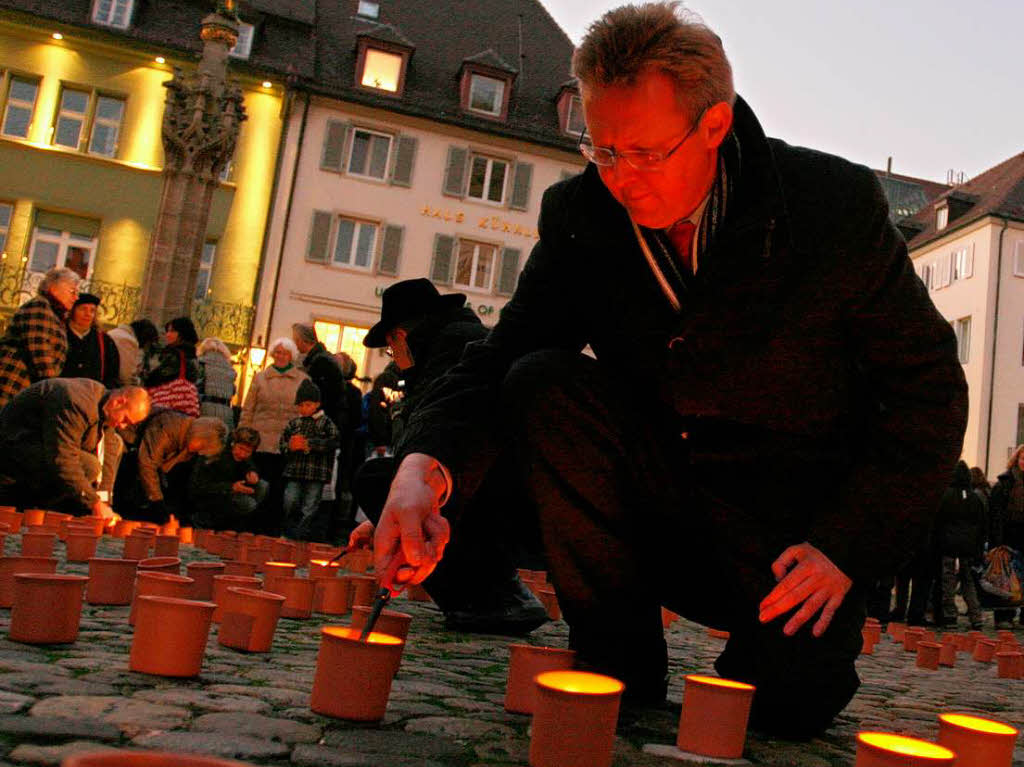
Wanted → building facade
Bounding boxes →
[251,0,585,383]
[0,0,308,344]
[902,153,1024,479]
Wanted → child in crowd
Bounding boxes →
[189,426,267,531]
[280,380,338,540]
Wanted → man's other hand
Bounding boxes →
[232,480,255,495]
[758,542,852,638]
[348,520,375,550]
[373,454,451,585]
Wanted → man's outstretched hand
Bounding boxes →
[373,453,451,585]
[758,542,852,638]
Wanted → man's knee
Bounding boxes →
[501,349,599,427]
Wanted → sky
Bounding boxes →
[541,0,1022,183]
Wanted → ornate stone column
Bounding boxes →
[140,1,247,326]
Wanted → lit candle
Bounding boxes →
[675,674,756,760]
[529,670,624,767]
[856,732,955,766]
[937,713,1018,767]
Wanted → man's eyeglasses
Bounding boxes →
[578,108,706,172]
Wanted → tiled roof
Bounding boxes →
[310,0,578,151]
[354,20,414,49]
[463,48,518,74]
[0,0,317,79]
[904,151,1024,250]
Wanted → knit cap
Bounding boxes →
[294,379,321,405]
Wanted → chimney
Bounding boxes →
[886,156,892,176]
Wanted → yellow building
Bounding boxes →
[0,1,299,344]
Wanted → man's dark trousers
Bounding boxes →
[501,349,864,737]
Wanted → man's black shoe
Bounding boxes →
[443,577,549,635]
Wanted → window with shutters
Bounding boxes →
[467,155,507,205]
[495,247,521,296]
[377,225,403,276]
[348,128,392,180]
[936,205,948,231]
[919,262,932,291]
[952,245,973,282]
[0,202,11,254]
[195,242,216,300]
[454,238,497,292]
[2,76,39,139]
[954,316,970,364]
[333,216,378,271]
[1013,241,1024,278]
[92,0,133,28]
[229,22,255,60]
[468,75,504,117]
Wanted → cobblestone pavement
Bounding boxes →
[0,534,1020,767]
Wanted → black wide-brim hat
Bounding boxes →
[364,278,466,348]
[72,292,101,309]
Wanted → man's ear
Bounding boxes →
[701,101,734,151]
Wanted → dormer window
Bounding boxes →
[936,205,948,231]
[556,83,586,136]
[357,1,380,18]
[229,22,254,59]
[361,49,402,92]
[468,75,504,117]
[566,95,585,135]
[92,0,133,29]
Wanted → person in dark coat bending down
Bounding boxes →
[61,293,121,390]
[351,279,548,634]
[369,3,968,738]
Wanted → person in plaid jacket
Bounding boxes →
[280,379,338,540]
[0,267,80,409]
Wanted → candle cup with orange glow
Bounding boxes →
[937,713,1018,767]
[855,732,955,767]
[310,626,405,721]
[529,670,624,767]
[503,644,576,714]
[675,674,755,760]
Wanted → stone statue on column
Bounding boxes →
[140,0,247,326]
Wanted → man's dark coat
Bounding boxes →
[302,342,347,432]
[400,96,968,580]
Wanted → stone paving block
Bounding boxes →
[30,696,189,735]
[321,729,471,760]
[0,715,120,741]
[290,744,449,767]
[7,740,119,766]
[205,684,310,708]
[390,679,466,698]
[191,711,321,743]
[403,716,516,740]
[236,668,313,690]
[0,693,34,715]
[473,737,529,763]
[131,731,291,760]
[131,688,273,714]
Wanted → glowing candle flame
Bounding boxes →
[858,733,955,759]
[535,670,624,695]
[940,713,1018,736]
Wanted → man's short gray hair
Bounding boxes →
[186,416,228,454]
[38,267,81,296]
[291,323,318,345]
[572,2,734,121]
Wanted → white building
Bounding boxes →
[251,0,584,385]
[902,153,1024,478]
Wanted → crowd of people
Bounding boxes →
[0,266,383,543]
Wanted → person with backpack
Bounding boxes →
[937,460,986,629]
[989,445,1024,628]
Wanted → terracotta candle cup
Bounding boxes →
[130,595,215,677]
[270,576,316,619]
[69,517,106,537]
[938,641,957,667]
[903,627,925,652]
[313,576,352,615]
[64,533,100,563]
[0,510,22,533]
[222,560,258,578]
[855,732,955,766]
[347,574,378,608]
[22,509,47,527]
[262,561,298,593]
[59,748,257,767]
[961,633,979,653]
[915,641,941,670]
[707,628,731,640]
[308,559,341,580]
[351,605,412,641]
[178,527,194,545]
[973,638,997,663]
[271,539,297,563]
[204,533,225,556]
[86,558,138,605]
[995,651,1023,679]
[887,621,906,641]
[344,548,372,574]
[129,572,195,626]
[863,622,882,645]
[211,575,262,622]
[676,674,756,759]
[0,555,58,607]
[154,535,180,557]
[530,670,624,767]
[310,626,405,721]
[20,531,56,558]
[860,632,875,655]
[137,557,181,575]
[121,535,152,561]
[937,713,1018,767]
[9,573,88,644]
[185,561,226,600]
[503,643,576,714]
[537,587,561,620]
[218,587,286,653]
[243,545,271,572]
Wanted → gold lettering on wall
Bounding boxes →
[419,204,538,240]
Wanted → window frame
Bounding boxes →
[355,40,410,97]
[453,237,499,293]
[229,22,255,60]
[954,316,971,364]
[936,205,949,231]
[27,226,97,281]
[52,86,91,151]
[0,201,12,255]
[91,0,134,29]
[195,242,216,301]
[346,127,393,181]
[356,0,380,18]
[87,93,125,158]
[467,74,505,117]
[565,94,586,136]
[466,153,509,205]
[331,215,379,272]
[2,74,40,140]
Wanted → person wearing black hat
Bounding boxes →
[61,292,121,390]
[351,278,549,634]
